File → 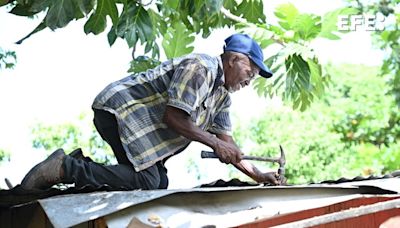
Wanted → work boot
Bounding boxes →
[20,148,66,190]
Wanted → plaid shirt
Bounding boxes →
[92,53,232,171]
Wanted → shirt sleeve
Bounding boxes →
[209,94,232,136]
[167,58,210,114]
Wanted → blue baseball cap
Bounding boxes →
[224,34,273,78]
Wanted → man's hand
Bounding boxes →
[213,140,243,164]
[256,172,284,185]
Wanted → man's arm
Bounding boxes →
[163,106,242,164]
[216,134,279,185]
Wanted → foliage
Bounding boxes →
[234,106,356,184]
[348,0,400,107]
[1,0,357,110]
[327,64,400,148]
[0,48,17,70]
[232,64,400,184]
[31,113,114,164]
[248,5,358,111]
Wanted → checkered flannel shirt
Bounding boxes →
[92,53,232,171]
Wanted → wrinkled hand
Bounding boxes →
[256,172,285,185]
[213,140,243,164]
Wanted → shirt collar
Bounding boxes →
[216,55,225,88]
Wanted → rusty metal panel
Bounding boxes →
[268,197,400,228]
[239,196,400,227]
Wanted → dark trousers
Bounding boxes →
[63,109,168,190]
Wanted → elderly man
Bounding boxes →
[20,33,279,191]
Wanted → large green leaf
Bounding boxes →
[307,58,325,97]
[236,0,265,24]
[74,0,95,15]
[165,0,179,9]
[285,54,311,92]
[293,14,321,41]
[148,9,166,36]
[162,21,195,59]
[115,3,153,48]
[223,0,237,12]
[84,0,118,35]
[221,0,238,26]
[10,0,50,16]
[45,0,76,30]
[319,7,358,40]
[12,0,94,42]
[274,3,299,30]
[31,0,51,13]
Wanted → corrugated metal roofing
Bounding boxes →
[1,174,399,227]
[39,178,399,227]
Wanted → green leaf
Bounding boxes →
[84,0,118,35]
[10,0,50,16]
[293,14,321,41]
[128,56,161,73]
[107,27,117,46]
[236,0,266,24]
[307,58,324,96]
[238,25,274,49]
[45,0,76,30]
[253,77,267,97]
[204,0,223,15]
[115,3,154,48]
[221,0,238,26]
[165,0,179,9]
[31,0,51,13]
[274,3,299,30]
[285,54,312,109]
[162,21,195,59]
[223,0,238,11]
[73,0,95,15]
[148,9,166,36]
[319,7,358,40]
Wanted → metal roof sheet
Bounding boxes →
[36,179,399,227]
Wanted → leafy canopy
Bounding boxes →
[2,0,357,110]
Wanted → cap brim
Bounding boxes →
[249,56,273,78]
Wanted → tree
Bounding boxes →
[347,0,400,107]
[0,0,355,110]
[31,113,115,163]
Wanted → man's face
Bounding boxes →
[224,55,260,93]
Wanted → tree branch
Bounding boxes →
[138,0,153,7]
[220,6,285,47]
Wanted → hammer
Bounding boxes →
[201,145,286,183]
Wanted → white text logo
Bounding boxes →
[337,14,385,31]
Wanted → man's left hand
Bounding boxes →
[256,172,284,185]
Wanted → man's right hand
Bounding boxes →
[213,140,243,164]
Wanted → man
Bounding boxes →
[20,33,280,191]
